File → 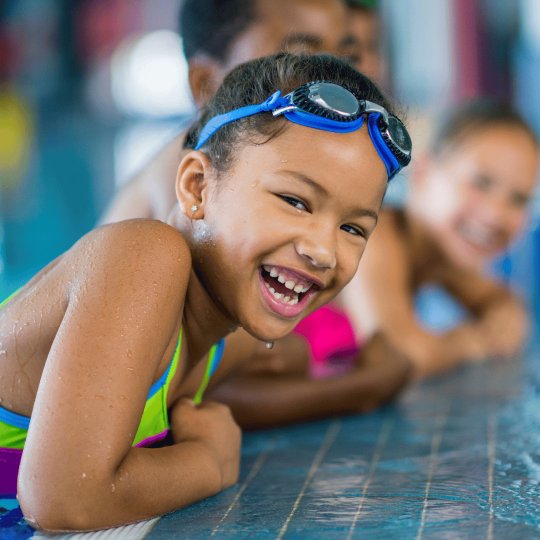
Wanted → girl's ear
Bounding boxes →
[176,150,212,220]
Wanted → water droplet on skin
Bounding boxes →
[81,472,87,479]
[111,483,116,493]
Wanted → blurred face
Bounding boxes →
[191,0,350,105]
[342,7,384,85]
[412,126,539,269]
[196,124,387,341]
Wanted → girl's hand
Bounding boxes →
[478,301,529,358]
[170,398,241,489]
[447,323,491,364]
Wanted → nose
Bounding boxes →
[295,223,337,270]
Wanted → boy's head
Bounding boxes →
[180,0,349,107]
[410,100,539,270]
[343,0,384,86]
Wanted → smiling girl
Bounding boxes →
[339,100,538,376]
[0,53,410,531]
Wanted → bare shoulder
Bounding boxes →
[82,219,190,263]
[67,220,192,300]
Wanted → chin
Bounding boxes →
[239,316,297,343]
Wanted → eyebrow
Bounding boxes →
[278,169,379,222]
[280,33,323,51]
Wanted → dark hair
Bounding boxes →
[431,99,538,156]
[180,0,258,63]
[345,0,378,11]
[184,53,398,173]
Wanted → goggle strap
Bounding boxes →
[195,91,288,150]
[367,113,400,178]
[283,110,365,132]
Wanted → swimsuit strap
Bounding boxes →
[0,288,21,308]
[161,326,183,412]
[193,339,226,405]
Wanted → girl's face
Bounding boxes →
[413,125,538,270]
[196,123,387,341]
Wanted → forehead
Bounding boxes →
[349,7,379,39]
[226,123,387,209]
[223,0,348,67]
[451,126,538,172]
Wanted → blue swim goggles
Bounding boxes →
[195,81,412,179]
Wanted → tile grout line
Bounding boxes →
[345,416,394,540]
[276,420,341,540]
[487,413,497,540]
[209,441,276,538]
[415,401,450,540]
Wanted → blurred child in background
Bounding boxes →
[338,100,539,376]
[343,0,386,87]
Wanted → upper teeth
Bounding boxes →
[263,265,311,293]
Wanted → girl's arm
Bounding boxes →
[439,265,528,358]
[338,213,495,377]
[206,332,411,429]
[18,221,240,532]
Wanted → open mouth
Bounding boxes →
[258,264,321,318]
[457,222,501,253]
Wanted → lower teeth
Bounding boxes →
[264,281,299,305]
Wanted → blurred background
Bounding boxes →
[0,0,539,327]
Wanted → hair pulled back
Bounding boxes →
[184,53,398,173]
[431,99,538,156]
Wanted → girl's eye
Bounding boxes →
[510,191,530,208]
[341,224,366,238]
[472,174,493,191]
[280,195,309,212]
